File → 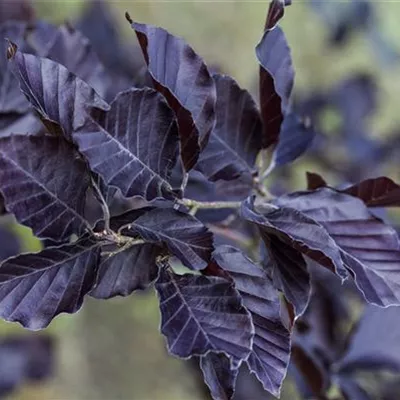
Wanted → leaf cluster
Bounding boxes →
[0,1,400,399]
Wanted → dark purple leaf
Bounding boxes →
[29,23,112,101]
[264,0,286,30]
[0,135,92,241]
[213,246,291,397]
[262,237,310,317]
[0,224,19,261]
[256,25,294,148]
[73,88,179,202]
[297,264,351,362]
[306,171,327,190]
[117,208,213,270]
[275,188,400,307]
[267,113,315,171]
[342,177,400,207]
[290,342,329,398]
[0,335,54,397]
[128,16,216,171]
[0,236,100,329]
[90,243,162,299]
[197,74,263,181]
[241,196,348,279]
[0,23,30,114]
[337,305,400,374]
[0,0,34,23]
[200,352,237,400]
[155,268,253,366]
[8,44,109,140]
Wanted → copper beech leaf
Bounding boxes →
[90,243,162,300]
[306,173,400,207]
[155,267,253,367]
[256,0,294,148]
[7,43,109,139]
[274,188,400,306]
[213,246,291,397]
[197,74,263,181]
[29,23,112,100]
[262,236,311,317]
[341,177,400,207]
[241,196,348,279]
[115,208,213,271]
[0,135,91,241]
[128,16,216,171]
[306,171,327,190]
[0,236,100,330]
[200,353,238,400]
[73,88,180,202]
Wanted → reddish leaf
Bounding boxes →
[306,172,327,190]
[256,1,294,148]
[342,177,400,207]
[197,74,263,182]
[275,188,400,307]
[128,16,216,171]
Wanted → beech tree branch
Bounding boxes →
[178,198,242,210]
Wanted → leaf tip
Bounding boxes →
[6,40,17,60]
[125,11,133,24]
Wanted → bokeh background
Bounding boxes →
[2,0,400,399]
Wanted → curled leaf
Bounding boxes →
[128,17,216,170]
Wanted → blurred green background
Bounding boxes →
[3,1,400,399]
